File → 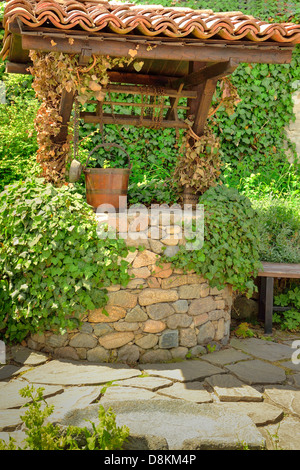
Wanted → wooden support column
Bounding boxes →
[46,89,75,183]
[183,59,238,203]
[53,89,75,145]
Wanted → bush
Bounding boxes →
[0,178,131,343]
[167,185,262,296]
[251,196,300,263]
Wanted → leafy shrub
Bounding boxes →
[251,196,300,263]
[0,386,129,450]
[0,178,131,343]
[167,185,262,296]
[0,96,40,190]
[273,285,300,331]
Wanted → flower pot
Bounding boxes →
[83,143,131,212]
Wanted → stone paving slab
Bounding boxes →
[200,349,252,366]
[230,337,293,362]
[204,374,263,402]
[214,402,284,427]
[10,346,48,366]
[260,416,300,450]
[156,381,213,403]
[263,385,300,417]
[0,379,63,409]
[0,409,23,432]
[114,376,173,391]
[21,360,142,385]
[100,385,158,404]
[60,399,265,450]
[225,360,287,385]
[138,360,225,382]
[0,365,28,381]
[46,386,103,422]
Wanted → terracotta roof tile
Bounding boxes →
[1,0,300,60]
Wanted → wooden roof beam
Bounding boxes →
[20,33,293,65]
[170,59,239,89]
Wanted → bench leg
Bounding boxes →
[259,277,274,335]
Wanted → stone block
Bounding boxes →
[135,334,158,349]
[197,321,215,344]
[86,346,110,363]
[146,302,174,320]
[88,305,126,323]
[172,299,188,313]
[138,288,178,306]
[166,314,192,329]
[179,284,201,299]
[179,329,197,348]
[132,250,158,268]
[159,329,179,349]
[69,333,98,349]
[161,275,188,289]
[99,332,134,350]
[189,297,217,316]
[143,320,166,333]
[107,291,138,309]
[125,306,148,322]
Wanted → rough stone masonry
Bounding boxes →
[28,208,233,364]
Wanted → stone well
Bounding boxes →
[28,206,233,363]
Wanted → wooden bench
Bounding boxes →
[258,262,300,334]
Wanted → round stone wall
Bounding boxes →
[28,207,233,363]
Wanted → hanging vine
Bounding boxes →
[29,51,134,184]
[174,76,241,195]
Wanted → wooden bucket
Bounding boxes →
[83,143,131,212]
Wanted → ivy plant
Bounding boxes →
[0,178,131,343]
[166,185,262,296]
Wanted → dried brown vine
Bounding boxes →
[175,76,241,195]
[29,51,134,184]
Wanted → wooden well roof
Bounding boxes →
[1,1,300,134]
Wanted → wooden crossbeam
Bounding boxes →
[80,112,189,129]
[170,59,238,89]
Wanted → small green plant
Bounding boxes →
[234,322,255,338]
[206,343,217,353]
[0,386,129,450]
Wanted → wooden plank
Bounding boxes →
[52,89,75,144]
[21,34,294,65]
[191,78,218,136]
[258,262,300,279]
[108,71,173,86]
[5,61,31,74]
[105,84,197,99]
[170,59,238,89]
[80,112,189,129]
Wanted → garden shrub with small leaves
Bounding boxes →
[0,385,130,450]
[0,178,131,343]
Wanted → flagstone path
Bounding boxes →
[1,334,300,450]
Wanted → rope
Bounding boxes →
[73,99,80,160]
